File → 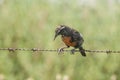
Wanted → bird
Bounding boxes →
[54,25,86,56]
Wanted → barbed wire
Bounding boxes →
[0,48,120,54]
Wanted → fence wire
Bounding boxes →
[0,48,120,54]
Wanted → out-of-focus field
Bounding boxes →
[0,0,120,80]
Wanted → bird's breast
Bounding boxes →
[61,36,76,47]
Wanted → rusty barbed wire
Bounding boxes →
[0,48,120,54]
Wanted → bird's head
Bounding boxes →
[54,25,67,40]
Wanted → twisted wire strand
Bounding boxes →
[0,48,120,54]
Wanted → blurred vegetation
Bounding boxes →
[0,0,120,80]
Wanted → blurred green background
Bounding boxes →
[0,0,120,80]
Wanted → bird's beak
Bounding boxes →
[54,33,58,40]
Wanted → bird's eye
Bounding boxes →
[62,30,67,34]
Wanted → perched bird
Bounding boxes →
[54,25,86,56]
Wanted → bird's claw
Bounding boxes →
[58,48,64,55]
[70,49,75,55]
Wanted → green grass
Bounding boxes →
[0,0,120,80]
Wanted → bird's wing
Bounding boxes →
[71,29,84,45]
[71,30,80,40]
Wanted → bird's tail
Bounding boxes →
[79,46,86,57]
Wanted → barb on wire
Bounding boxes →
[0,48,120,54]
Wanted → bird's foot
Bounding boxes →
[70,49,75,55]
[58,47,65,55]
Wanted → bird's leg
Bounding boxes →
[58,46,69,55]
[70,49,76,55]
